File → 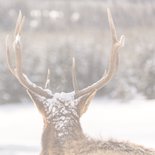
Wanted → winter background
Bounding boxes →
[0,0,155,154]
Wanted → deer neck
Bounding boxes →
[42,92,85,146]
[43,116,84,146]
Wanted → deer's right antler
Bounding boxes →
[74,8,125,98]
[6,12,53,98]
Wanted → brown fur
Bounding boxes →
[63,139,155,155]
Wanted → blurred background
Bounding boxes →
[0,0,154,103]
[0,0,155,154]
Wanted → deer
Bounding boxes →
[6,9,155,155]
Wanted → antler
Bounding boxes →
[72,57,79,94]
[75,8,125,98]
[6,11,53,98]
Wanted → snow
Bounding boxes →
[0,99,155,154]
[45,92,75,119]
[54,92,75,101]
[43,92,79,142]
[81,99,155,149]
[15,34,21,45]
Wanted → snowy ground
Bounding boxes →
[0,99,155,154]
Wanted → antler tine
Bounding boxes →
[107,8,125,47]
[45,69,51,89]
[14,11,25,36]
[75,8,125,98]
[6,11,53,98]
[107,8,117,43]
[13,12,25,77]
[15,11,22,36]
[107,8,125,74]
[72,57,79,94]
[6,35,15,75]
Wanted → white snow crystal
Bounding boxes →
[15,34,21,44]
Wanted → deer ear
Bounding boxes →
[77,90,97,116]
[27,90,47,116]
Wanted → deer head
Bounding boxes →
[6,9,125,153]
